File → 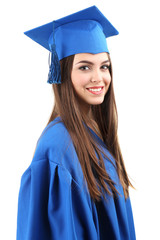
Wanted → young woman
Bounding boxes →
[17,6,136,240]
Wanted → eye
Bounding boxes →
[101,64,111,70]
[79,66,90,71]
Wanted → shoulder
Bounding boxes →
[33,117,73,162]
[28,117,84,186]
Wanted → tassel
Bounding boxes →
[47,21,61,84]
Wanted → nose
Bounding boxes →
[90,69,103,83]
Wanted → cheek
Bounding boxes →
[71,72,89,89]
[105,73,111,85]
[104,74,111,94]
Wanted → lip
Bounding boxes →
[87,86,104,89]
[86,86,104,95]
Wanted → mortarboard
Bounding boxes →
[24,5,119,84]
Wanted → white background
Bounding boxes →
[0,0,159,239]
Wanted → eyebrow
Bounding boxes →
[75,60,110,65]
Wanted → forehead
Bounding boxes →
[73,52,109,63]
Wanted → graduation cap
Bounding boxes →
[24,5,119,84]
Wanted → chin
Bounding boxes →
[90,100,104,106]
[90,97,105,105]
[92,102,103,106]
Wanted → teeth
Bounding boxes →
[88,88,102,92]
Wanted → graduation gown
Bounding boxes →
[17,117,136,240]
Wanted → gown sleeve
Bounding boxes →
[16,158,99,240]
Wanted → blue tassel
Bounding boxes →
[47,21,61,84]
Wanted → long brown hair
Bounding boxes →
[47,54,133,201]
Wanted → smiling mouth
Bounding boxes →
[86,86,104,94]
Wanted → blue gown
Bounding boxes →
[17,117,136,240]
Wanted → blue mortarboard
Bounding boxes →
[24,5,119,84]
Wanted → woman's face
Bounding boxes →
[71,52,111,113]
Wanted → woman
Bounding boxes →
[17,6,136,240]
